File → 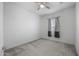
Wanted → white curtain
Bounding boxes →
[48,17,60,38]
[51,18,55,36]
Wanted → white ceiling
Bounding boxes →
[15,2,75,15]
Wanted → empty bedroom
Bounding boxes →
[0,2,79,56]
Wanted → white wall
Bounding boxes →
[4,3,40,49]
[40,5,76,45]
[76,3,79,55]
[0,2,3,55]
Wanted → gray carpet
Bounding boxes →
[4,39,77,56]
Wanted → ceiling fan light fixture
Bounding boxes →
[40,4,45,8]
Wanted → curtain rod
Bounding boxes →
[52,16,60,19]
[48,16,60,19]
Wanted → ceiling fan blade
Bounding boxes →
[42,2,50,9]
[45,5,50,9]
[37,7,40,10]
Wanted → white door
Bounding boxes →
[0,2,3,56]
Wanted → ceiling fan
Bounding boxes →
[35,2,50,10]
[35,2,63,11]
